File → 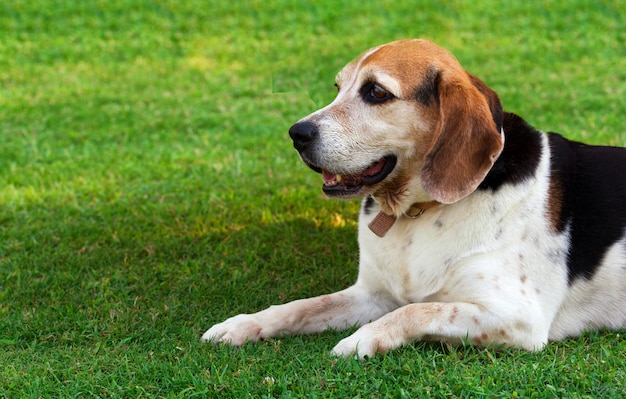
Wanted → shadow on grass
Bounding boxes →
[1,196,362,346]
[203,216,360,313]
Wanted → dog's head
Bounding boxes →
[289,39,504,215]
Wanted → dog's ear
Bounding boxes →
[420,71,504,204]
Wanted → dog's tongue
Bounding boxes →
[322,158,387,185]
[322,170,337,184]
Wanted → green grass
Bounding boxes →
[1,0,625,397]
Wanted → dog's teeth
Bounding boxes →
[336,174,343,183]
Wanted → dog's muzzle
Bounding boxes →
[288,120,397,198]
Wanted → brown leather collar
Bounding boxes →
[368,201,439,237]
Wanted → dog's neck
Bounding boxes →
[368,201,439,237]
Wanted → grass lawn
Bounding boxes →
[1,0,625,397]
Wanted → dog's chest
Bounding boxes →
[357,208,477,302]
[356,195,570,306]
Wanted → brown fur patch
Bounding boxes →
[547,177,564,232]
[419,62,504,203]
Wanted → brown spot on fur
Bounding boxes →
[402,272,411,288]
[520,275,527,284]
[521,229,529,241]
[472,332,490,346]
[448,306,459,324]
[499,329,507,337]
[514,320,530,332]
[399,303,445,330]
[472,316,480,325]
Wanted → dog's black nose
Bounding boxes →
[289,121,318,152]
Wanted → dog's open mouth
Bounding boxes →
[320,155,397,197]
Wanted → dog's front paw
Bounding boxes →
[331,327,382,360]
[201,314,262,346]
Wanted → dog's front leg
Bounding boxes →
[332,301,544,359]
[202,284,397,346]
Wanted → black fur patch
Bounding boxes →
[414,67,439,105]
[362,195,376,215]
[548,133,626,281]
[478,112,542,192]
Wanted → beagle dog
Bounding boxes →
[203,39,626,359]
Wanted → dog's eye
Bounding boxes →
[371,84,390,99]
[363,83,394,103]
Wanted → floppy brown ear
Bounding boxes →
[420,72,504,204]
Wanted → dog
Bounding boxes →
[202,39,626,359]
